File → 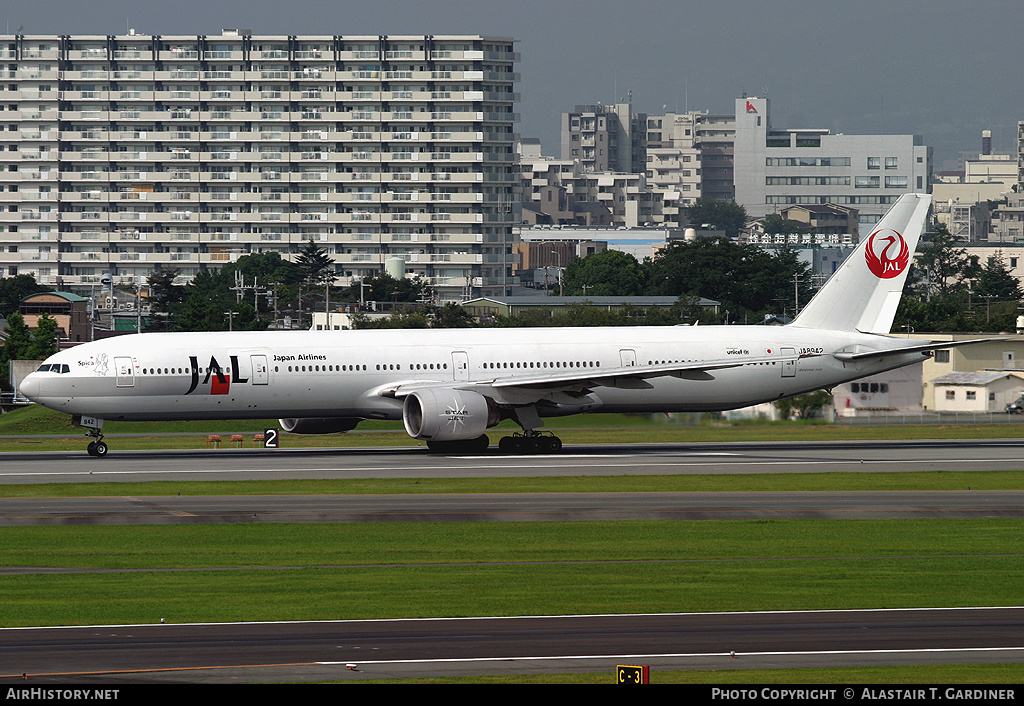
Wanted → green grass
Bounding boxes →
[1,470,1023,498]
[4,406,1022,679]
[2,519,1021,626]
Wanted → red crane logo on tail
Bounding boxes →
[865,228,909,279]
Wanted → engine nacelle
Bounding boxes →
[402,388,498,441]
[278,417,362,435]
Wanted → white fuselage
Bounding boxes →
[21,324,924,423]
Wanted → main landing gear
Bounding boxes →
[496,405,563,454]
[423,407,565,455]
[497,431,563,454]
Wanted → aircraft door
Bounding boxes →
[114,357,135,387]
[250,355,269,385]
[452,351,470,381]
[781,347,797,378]
[619,349,637,367]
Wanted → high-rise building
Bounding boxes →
[560,103,646,174]
[0,31,519,301]
[644,109,736,224]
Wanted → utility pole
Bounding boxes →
[325,281,331,329]
[551,250,563,296]
[983,294,996,321]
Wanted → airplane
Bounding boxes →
[19,193,991,457]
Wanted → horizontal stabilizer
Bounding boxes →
[832,338,1004,362]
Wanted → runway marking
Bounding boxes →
[6,646,1023,681]
[316,645,1024,667]
[0,662,325,680]
[6,646,1024,681]
[4,605,1021,630]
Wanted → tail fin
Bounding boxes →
[790,193,931,334]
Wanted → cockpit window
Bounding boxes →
[36,364,70,373]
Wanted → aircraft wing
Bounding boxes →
[489,352,799,389]
[833,338,1004,362]
[381,351,814,399]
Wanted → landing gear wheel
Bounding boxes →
[85,433,108,458]
[498,432,563,454]
[426,435,490,454]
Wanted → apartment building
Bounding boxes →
[560,102,646,174]
[0,31,519,301]
[520,149,665,228]
[644,109,735,208]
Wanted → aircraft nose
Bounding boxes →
[19,373,40,401]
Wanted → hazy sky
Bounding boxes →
[4,0,1022,169]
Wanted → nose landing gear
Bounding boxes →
[72,415,108,458]
[86,438,108,457]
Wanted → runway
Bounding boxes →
[0,490,1021,528]
[3,438,1024,484]
[1,608,1022,683]
[2,439,1022,683]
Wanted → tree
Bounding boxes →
[168,254,297,332]
[560,250,646,296]
[349,309,431,329]
[295,239,336,289]
[27,314,58,360]
[907,224,978,299]
[759,213,812,236]
[345,273,429,304]
[430,302,475,328]
[0,312,32,389]
[683,198,748,238]
[972,252,1022,300]
[644,237,812,320]
[0,274,49,318]
[145,268,186,330]
[773,390,832,420]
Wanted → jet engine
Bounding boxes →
[402,388,500,441]
[278,417,363,435]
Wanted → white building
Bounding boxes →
[519,153,665,228]
[0,31,520,301]
[931,371,1024,413]
[733,96,931,224]
[644,109,735,209]
[520,225,679,261]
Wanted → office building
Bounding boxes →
[733,96,931,224]
[0,31,519,301]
